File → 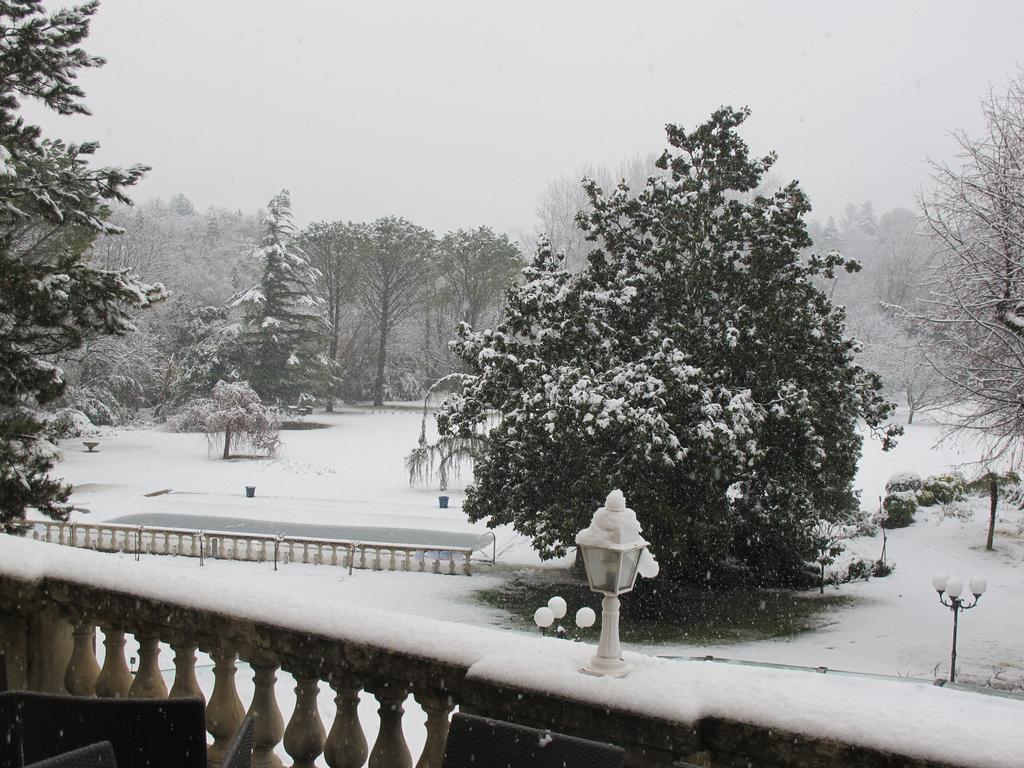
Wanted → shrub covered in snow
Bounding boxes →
[47,408,97,438]
[882,491,917,528]
[885,472,922,495]
[916,489,936,507]
[921,473,965,505]
[168,381,280,459]
[436,108,901,588]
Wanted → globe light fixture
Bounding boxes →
[575,489,659,677]
[933,572,986,682]
[533,596,598,639]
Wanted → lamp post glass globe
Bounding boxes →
[547,596,568,620]
[944,578,963,599]
[533,607,555,629]
[969,578,987,597]
[932,573,948,593]
[575,607,596,629]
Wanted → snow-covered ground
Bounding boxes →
[48,406,1022,687]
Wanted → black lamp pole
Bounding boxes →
[936,586,982,682]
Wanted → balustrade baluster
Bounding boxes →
[207,648,246,768]
[404,550,412,572]
[325,675,368,768]
[169,643,204,700]
[389,549,397,571]
[95,628,133,697]
[247,662,285,768]
[368,681,412,768]
[330,545,338,566]
[283,675,326,768]
[64,621,100,696]
[359,547,369,570]
[413,688,456,768]
[129,632,168,698]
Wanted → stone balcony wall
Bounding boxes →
[0,535,1018,768]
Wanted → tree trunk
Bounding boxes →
[326,317,339,413]
[373,294,390,407]
[986,477,998,550]
[222,427,231,460]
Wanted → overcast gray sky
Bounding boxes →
[24,0,1024,237]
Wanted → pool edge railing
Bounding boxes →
[30,519,476,576]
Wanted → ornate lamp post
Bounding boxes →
[575,489,658,677]
[932,573,986,682]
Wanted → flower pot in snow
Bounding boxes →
[438,495,450,509]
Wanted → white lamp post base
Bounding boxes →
[581,656,631,678]
[581,595,630,677]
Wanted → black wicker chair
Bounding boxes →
[24,742,117,768]
[0,692,253,768]
[441,713,625,768]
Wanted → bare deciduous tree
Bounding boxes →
[909,73,1024,464]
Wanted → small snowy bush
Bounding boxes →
[168,381,280,459]
[916,489,936,507]
[882,491,917,528]
[48,408,96,438]
[937,502,974,523]
[885,472,922,494]
[922,473,965,505]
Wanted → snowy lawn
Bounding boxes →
[47,406,1024,686]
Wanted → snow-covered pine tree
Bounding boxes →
[231,190,330,404]
[0,0,165,531]
[438,108,900,588]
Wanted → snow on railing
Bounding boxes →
[31,519,474,575]
[2,535,1023,768]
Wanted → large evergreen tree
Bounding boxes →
[231,190,328,404]
[439,108,899,587]
[0,0,164,530]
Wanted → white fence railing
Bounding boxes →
[31,520,475,575]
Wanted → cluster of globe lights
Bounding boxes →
[533,595,596,634]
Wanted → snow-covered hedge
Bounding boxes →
[921,473,965,505]
[885,472,922,494]
[882,491,917,528]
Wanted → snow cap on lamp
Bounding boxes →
[575,489,659,595]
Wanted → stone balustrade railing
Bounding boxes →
[31,520,474,576]
[1,535,1018,768]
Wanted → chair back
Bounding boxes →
[441,713,625,768]
[221,713,255,768]
[0,692,206,768]
[25,741,118,768]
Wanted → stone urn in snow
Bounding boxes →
[575,489,659,677]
